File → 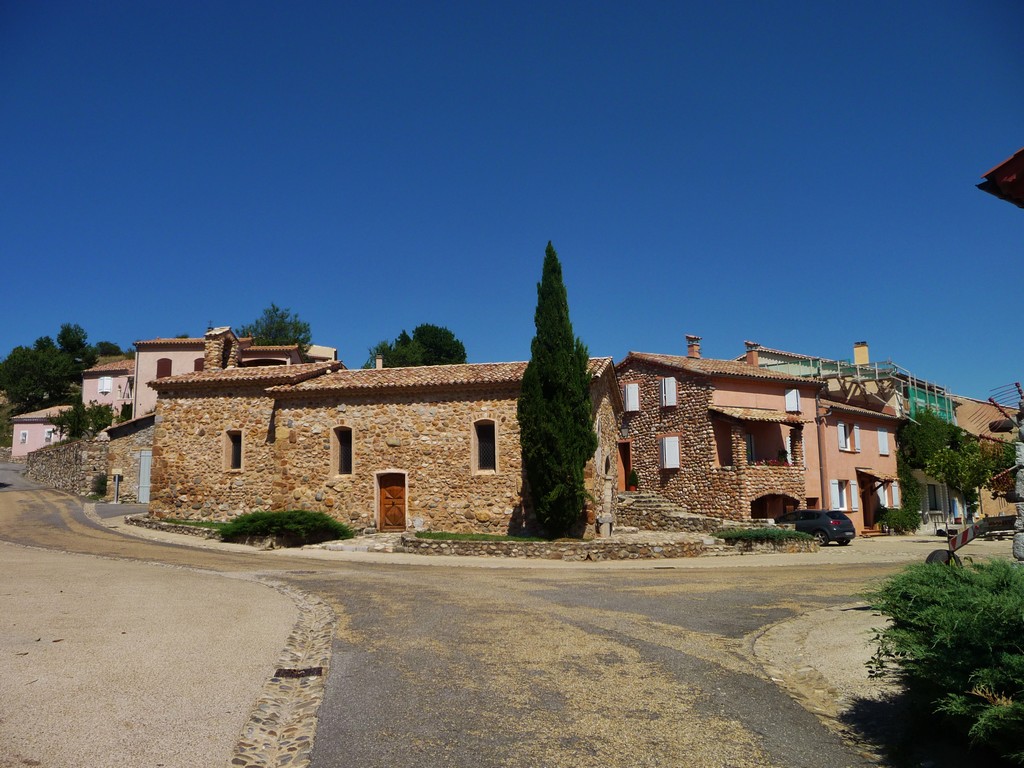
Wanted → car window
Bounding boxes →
[800,511,819,521]
[827,512,850,521]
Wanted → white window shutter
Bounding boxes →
[891,481,900,507]
[853,425,861,452]
[660,436,680,469]
[838,423,848,450]
[785,388,800,413]
[877,485,888,507]
[878,428,889,455]
[829,480,841,510]
[850,479,859,510]
[624,383,640,412]
[660,377,677,407]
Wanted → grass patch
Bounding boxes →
[716,527,813,542]
[414,531,547,542]
[219,509,354,546]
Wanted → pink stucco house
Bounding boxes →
[10,405,70,460]
[82,358,134,413]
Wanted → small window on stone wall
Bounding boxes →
[225,430,242,470]
[473,420,497,472]
[194,357,204,372]
[333,427,353,475]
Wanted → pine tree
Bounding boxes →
[517,242,597,538]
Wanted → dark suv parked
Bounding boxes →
[774,510,856,546]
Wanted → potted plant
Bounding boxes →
[627,469,639,492]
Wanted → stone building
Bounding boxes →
[148,339,622,535]
[616,337,824,521]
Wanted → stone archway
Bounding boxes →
[750,494,800,520]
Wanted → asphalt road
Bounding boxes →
[0,462,904,767]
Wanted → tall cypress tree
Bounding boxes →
[517,242,597,538]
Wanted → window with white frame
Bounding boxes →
[659,377,677,408]
[19,431,27,444]
[659,435,680,469]
[838,422,850,450]
[44,428,54,444]
[623,382,640,412]
[784,388,800,413]
[830,479,849,510]
[98,376,113,394]
[877,427,890,456]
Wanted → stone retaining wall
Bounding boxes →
[401,534,706,560]
[125,514,221,539]
[0,447,14,463]
[722,538,818,554]
[26,439,107,496]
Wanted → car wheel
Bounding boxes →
[813,530,829,546]
[837,539,850,546]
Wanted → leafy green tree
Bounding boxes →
[364,324,467,368]
[49,401,114,440]
[517,242,597,538]
[897,408,963,470]
[94,341,124,357]
[926,442,993,508]
[57,323,98,374]
[238,304,312,353]
[0,344,77,412]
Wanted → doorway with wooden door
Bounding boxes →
[378,473,407,531]
[616,441,632,491]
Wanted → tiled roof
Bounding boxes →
[952,395,1014,440]
[856,467,898,482]
[273,358,615,395]
[243,345,299,353]
[709,405,810,424]
[135,337,204,348]
[84,358,135,375]
[12,404,72,421]
[620,352,823,386]
[821,399,902,421]
[150,362,341,391]
[733,346,823,362]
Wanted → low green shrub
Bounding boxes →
[867,559,1024,764]
[414,531,547,542]
[219,510,354,546]
[877,506,921,534]
[716,527,812,542]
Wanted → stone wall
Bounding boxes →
[400,534,706,560]
[25,438,107,496]
[149,389,278,519]
[619,362,806,521]
[103,417,155,503]
[0,447,14,463]
[272,388,529,534]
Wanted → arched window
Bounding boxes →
[156,358,172,378]
[194,357,204,372]
[473,420,496,472]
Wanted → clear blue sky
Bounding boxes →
[2,1,1021,399]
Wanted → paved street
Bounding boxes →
[3,462,1009,767]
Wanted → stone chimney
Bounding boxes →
[853,341,869,366]
[204,327,240,371]
[375,354,384,370]
[744,340,760,367]
[686,335,702,359]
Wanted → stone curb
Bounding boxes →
[124,513,223,538]
[231,581,336,768]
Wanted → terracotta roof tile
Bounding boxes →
[274,358,614,395]
[821,399,902,421]
[84,359,135,375]
[150,362,340,391]
[12,405,72,421]
[620,352,823,386]
[134,337,204,348]
[709,405,810,424]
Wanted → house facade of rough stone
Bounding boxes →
[148,346,621,536]
[616,339,823,522]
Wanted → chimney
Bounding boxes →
[853,341,869,366]
[686,335,702,359]
[744,340,760,367]
[375,354,384,370]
